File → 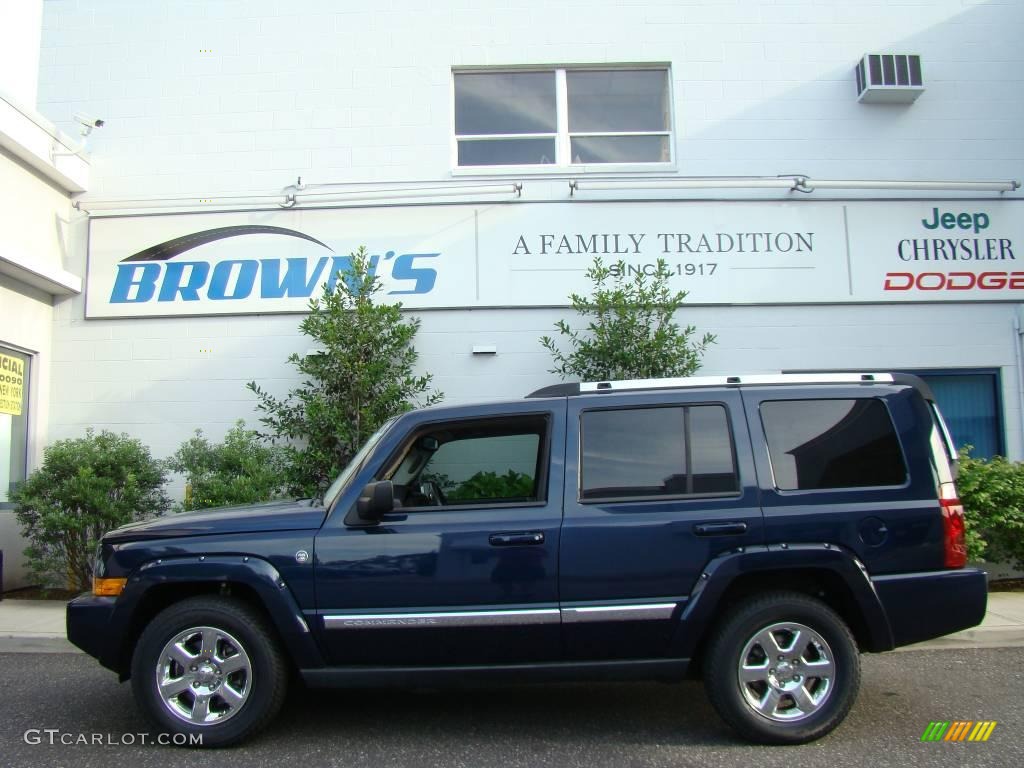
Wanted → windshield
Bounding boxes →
[322,417,398,508]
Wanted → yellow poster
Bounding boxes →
[0,352,25,416]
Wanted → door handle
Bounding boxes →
[693,522,748,536]
[489,532,545,546]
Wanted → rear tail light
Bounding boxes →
[939,482,967,568]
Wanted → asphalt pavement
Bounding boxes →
[0,648,1021,768]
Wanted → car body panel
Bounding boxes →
[559,388,765,659]
[104,500,327,541]
[741,384,947,575]
[873,567,988,646]
[311,398,567,665]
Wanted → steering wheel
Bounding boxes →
[419,480,447,506]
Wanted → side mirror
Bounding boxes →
[356,480,394,521]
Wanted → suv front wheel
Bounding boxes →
[704,591,861,744]
[130,596,287,747]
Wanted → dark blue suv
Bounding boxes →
[67,373,987,747]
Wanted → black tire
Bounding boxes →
[703,591,860,744]
[130,596,287,748]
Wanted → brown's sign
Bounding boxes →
[84,199,1023,318]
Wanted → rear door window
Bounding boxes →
[580,404,738,500]
[760,399,907,491]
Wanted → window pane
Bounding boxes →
[458,138,556,166]
[570,135,670,164]
[689,406,739,494]
[454,72,556,135]
[0,347,29,504]
[582,408,685,499]
[424,434,540,503]
[920,373,1001,458]
[761,399,907,491]
[581,405,738,499]
[391,416,547,507]
[567,70,669,133]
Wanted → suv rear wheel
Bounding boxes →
[130,596,287,747]
[704,591,860,744]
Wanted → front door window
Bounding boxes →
[386,415,548,508]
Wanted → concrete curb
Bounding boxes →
[0,633,80,653]
[898,627,1024,651]
[0,599,77,653]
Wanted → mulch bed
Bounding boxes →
[989,578,1024,592]
[0,586,81,601]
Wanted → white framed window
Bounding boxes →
[452,66,673,171]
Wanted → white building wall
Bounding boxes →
[0,0,43,107]
[31,0,1024,502]
[36,0,1024,198]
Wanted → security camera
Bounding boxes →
[73,112,105,135]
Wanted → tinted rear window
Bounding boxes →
[760,399,907,491]
[580,405,738,500]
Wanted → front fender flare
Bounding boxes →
[102,555,324,673]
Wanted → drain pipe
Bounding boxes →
[1014,306,1024,458]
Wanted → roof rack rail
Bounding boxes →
[525,373,894,398]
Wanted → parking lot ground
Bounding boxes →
[0,648,1021,768]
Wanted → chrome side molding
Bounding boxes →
[323,602,678,629]
[323,608,559,630]
[561,603,677,623]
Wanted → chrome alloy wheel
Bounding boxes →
[155,625,253,726]
[737,621,835,722]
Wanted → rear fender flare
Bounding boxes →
[672,543,895,658]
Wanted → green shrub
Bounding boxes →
[11,429,169,591]
[248,247,441,498]
[956,448,1024,568]
[165,420,285,512]
[541,256,715,381]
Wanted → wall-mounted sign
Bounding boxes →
[85,200,1022,318]
[0,352,25,416]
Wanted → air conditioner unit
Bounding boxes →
[856,54,924,103]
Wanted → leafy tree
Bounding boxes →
[248,247,442,498]
[540,257,715,381]
[11,430,169,591]
[956,448,1024,567]
[165,420,285,512]
[445,470,535,501]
